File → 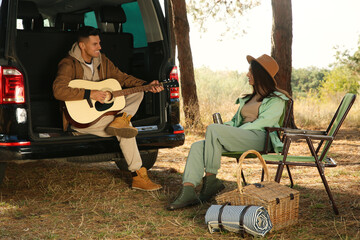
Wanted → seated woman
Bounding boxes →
[168,54,291,210]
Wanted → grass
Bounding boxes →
[0,128,359,239]
[0,68,360,239]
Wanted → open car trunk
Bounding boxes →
[15,0,168,139]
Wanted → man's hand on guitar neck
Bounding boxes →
[148,80,164,93]
[90,90,110,104]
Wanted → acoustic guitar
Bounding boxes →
[64,78,177,128]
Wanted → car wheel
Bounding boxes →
[115,149,158,171]
[0,162,7,186]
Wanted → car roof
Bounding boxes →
[22,0,137,16]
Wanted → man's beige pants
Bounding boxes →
[72,92,144,172]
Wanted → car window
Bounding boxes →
[137,0,164,44]
[16,19,24,30]
[122,2,148,48]
[84,11,98,28]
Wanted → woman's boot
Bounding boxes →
[167,186,200,210]
[199,175,225,202]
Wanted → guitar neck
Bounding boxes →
[113,83,162,97]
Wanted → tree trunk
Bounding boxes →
[168,0,176,59]
[171,0,202,128]
[271,0,296,128]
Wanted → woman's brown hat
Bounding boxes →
[246,54,279,80]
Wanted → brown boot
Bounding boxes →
[132,167,162,191]
[106,112,138,138]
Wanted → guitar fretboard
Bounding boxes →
[113,83,163,97]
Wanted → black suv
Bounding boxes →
[0,0,184,185]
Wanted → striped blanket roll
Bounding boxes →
[205,205,272,237]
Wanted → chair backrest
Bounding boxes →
[280,98,293,128]
[263,98,293,154]
[320,93,356,159]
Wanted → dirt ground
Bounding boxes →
[0,128,359,239]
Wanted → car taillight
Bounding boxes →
[0,141,31,146]
[0,66,25,104]
[173,130,184,134]
[169,66,180,99]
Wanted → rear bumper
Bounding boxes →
[0,129,185,162]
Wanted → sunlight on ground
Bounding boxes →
[0,202,18,214]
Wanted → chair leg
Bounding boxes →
[286,165,294,188]
[274,137,291,183]
[306,137,339,215]
[316,164,339,215]
[274,164,284,183]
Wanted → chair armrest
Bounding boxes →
[283,128,327,135]
[264,127,284,133]
[262,127,280,154]
[284,133,333,141]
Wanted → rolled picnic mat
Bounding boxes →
[205,205,272,237]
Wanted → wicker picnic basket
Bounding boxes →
[216,150,299,231]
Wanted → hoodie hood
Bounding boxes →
[68,42,102,80]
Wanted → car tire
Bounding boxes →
[0,162,7,186]
[115,149,158,171]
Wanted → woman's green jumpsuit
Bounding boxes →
[182,92,288,186]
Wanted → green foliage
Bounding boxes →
[319,66,360,97]
[334,38,360,74]
[292,37,360,98]
[316,37,360,97]
[291,67,328,96]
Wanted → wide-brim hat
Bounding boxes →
[246,54,279,81]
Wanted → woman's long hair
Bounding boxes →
[249,60,291,101]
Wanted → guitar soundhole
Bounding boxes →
[95,101,114,112]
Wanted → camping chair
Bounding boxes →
[262,93,356,215]
[221,98,293,184]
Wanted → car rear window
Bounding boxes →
[84,11,98,28]
[122,2,148,48]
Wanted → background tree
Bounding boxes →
[168,0,176,61]
[187,0,259,38]
[271,0,295,127]
[171,0,295,127]
[291,67,328,96]
[178,0,258,128]
[319,66,359,97]
[318,41,360,97]
[170,0,202,128]
[335,38,360,76]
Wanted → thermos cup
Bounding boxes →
[212,113,223,124]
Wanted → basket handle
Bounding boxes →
[236,150,270,193]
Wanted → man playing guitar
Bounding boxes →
[53,26,163,191]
